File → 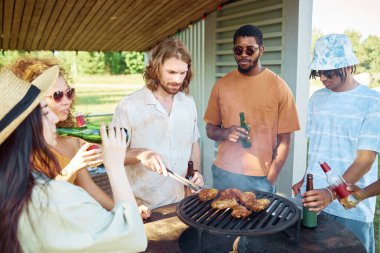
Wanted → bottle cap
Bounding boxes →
[319,161,331,173]
[75,112,87,128]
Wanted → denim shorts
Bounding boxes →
[321,212,374,253]
[211,164,275,193]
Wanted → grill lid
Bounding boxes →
[176,191,300,236]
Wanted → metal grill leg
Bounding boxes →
[197,229,203,253]
[241,236,247,253]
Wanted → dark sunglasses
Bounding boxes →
[233,46,259,56]
[48,88,75,103]
[311,69,337,79]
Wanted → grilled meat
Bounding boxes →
[231,205,252,218]
[238,192,256,206]
[198,188,219,202]
[211,197,239,210]
[246,198,271,212]
[220,188,242,200]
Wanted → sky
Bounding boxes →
[312,0,380,39]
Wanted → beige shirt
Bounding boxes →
[112,87,200,209]
[19,176,147,253]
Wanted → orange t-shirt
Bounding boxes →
[33,148,75,183]
[204,69,300,176]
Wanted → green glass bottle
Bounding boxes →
[302,173,318,229]
[239,112,251,148]
[57,113,128,143]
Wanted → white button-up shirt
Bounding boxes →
[112,87,200,208]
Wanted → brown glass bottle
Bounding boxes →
[185,161,194,180]
[302,174,317,229]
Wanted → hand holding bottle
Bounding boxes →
[239,112,251,148]
[319,161,358,209]
[100,124,127,172]
[221,125,249,142]
[65,142,103,174]
[301,188,334,212]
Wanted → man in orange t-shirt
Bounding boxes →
[204,25,300,192]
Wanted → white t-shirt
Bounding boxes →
[112,87,200,209]
[19,176,147,252]
[303,85,380,222]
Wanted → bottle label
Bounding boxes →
[76,114,87,128]
[334,183,351,198]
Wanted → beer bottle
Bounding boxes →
[302,174,318,229]
[239,112,251,148]
[185,161,194,180]
[319,161,358,209]
[57,114,128,144]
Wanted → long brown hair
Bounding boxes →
[0,106,61,252]
[143,38,193,94]
[7,57,76,127]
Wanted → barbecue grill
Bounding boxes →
[176,191,301,252]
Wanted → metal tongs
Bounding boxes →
[166,168,201,192]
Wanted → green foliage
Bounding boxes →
[124,51,145,74]
[0,50,145,76]
[104,52,127,74]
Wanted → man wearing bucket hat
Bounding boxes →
[293,34,380,253]
[0,66,147,252]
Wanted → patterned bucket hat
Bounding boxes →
[310,34,359,71]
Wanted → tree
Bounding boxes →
[104,52,127,74]
[124,52,145,74]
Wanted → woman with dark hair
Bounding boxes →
[0,66,147,252]
[8,57,114,211]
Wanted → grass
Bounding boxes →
[72,74,144,122]
[73,74,145,85]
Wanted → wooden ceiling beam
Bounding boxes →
[44,0,75,49]
[53,0,95,50]
[96,0,172,51]
[9,0,25,49]
[24,0,46,50]
[2,0,15,50]
[83,0,138,51]
[16,0,36,50]
[36,0,64,50]
[92,0,159,51]
[111,0,184,51]
[48,1,86,50]
[30,0,55,50]
[1,0,230,51]
[129,1,223,51]
[70,0,125,51]
[62,0,106,51]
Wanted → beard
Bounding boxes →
[160,82,181,95]
[236,57,259,75]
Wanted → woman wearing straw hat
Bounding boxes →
[8,57,115,211]
[293,34,380,253]
[0,66,147,252]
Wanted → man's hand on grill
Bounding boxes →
[301,188,333,212]
[190,171,204,193]
[137,150,168,176]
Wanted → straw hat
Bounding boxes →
[0,65,59,145]
[310,34,359,71]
